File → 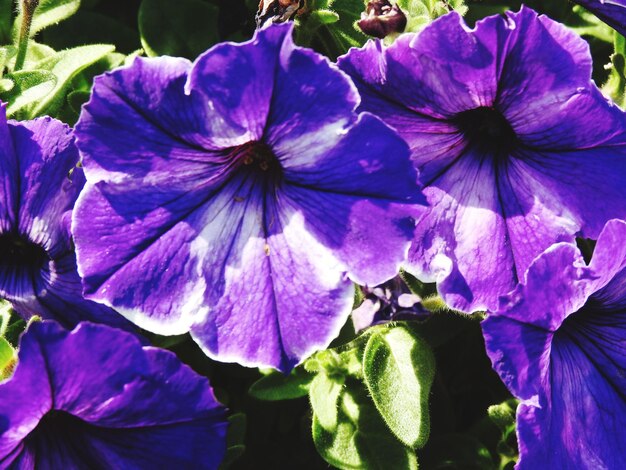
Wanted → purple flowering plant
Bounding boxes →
[1,0,626,468]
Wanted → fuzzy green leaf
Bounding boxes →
[3,69,57,118]
[309,372,344,431]
[363,324,435,449]
[249,367,315,401]
[313,382,418,470]
[20,44,114,118]
[0,336,15,380]
[138,0,219,59]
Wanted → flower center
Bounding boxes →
[0,233,50,295]
[229,140,283,181]
[452,106,519,160]
[23,410,98,461]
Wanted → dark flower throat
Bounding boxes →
[452,106,519,160]
[0,233,50,282]
[228,141,283,181]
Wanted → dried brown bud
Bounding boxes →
[357,0,407,39]
[256,0,305,28]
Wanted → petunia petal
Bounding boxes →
[0,321,227,469]
[75,55,230,185]
[187,24,296,143]
[483,220,626,468]
[405,151,516,312]
[10,118,82,257]
[190,182,355,370]
[338,13,502,118]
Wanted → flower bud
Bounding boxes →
[357,0,407,39]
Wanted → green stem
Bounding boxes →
[13,0,39,72]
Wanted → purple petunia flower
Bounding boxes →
[0,321,228,469]
[573,0,626,36]
[0,105,129,329]
[482,219,626,468]
[338,7,626,313]
[71,24,424,371]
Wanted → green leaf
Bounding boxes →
[249,367,315,401]
[219,445,246,469]
[21,44,114,118]
[0,0,12,44]
[604,32,626,107]
[2,69,57,118]
[313,382,419,470]
[226,413,247,447]
[570,6,614,43]
[138,0,219,59]
[0,336,15,380]
[311,9,340,25]
[297,0,368,59]
[12,41,57,71]
[397,0,467,34]
[219,412,247,468]
[13,0,81,39]
[0,46,17,76]
[309,372,344,431]
[363,324,435,449]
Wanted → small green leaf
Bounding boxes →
[138,0,219,59]
[311,9,340,25]
[21,41,56,66]
[488,399,517,432]
[219,445,246,470]
[604,32,626,107]
[313,382,418,470]
[3,69,57,118]
[226,413,247,447]
[296,0,368,59]
[13,0,81,39]
[397,0,467,34]
[0,336,16,380]
[218,413,247,468]
[0,0,12,44]
[309,372,344,431]
[0,46,17,75]
[249,367,315,401]
[0,78,13,92]
[22,44,114,118]
[363,324,435,448]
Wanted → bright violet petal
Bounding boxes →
[75,55,232,185]
[483,220,626,468]
[0,321,227,469]
[190,178,354,370]
[338,13,502,118]
[72,180,213,335]
[187,24,295,142]
[11,118,82,256]
[406,151,516,312]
